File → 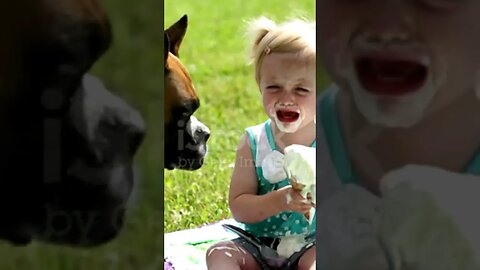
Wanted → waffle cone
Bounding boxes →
[288,176,315,220]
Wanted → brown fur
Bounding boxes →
[164,15,209,170]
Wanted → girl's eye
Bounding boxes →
[296,87,310,95]
[266,85,280,91]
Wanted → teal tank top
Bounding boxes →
[243,119,316,238]
[319,85,480,186]
[317,85,480,270]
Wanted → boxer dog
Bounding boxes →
[164,15,210,170]
[0,1,145,246]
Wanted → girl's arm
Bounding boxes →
[228,133,310,223]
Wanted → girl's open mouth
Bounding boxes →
[354,56,429,96]
[276,109,300,123]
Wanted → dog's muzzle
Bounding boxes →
[186,115,210,148]
[165,115,210,170]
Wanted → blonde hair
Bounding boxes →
[246,17,315,84]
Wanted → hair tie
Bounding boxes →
[264,46,271,55]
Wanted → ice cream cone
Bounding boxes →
[288,176,315,220]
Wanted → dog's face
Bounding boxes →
[0,0,145,246]
[164,15,210,170]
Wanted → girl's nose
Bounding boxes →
[358,1,415,46]
[278,90,295,104]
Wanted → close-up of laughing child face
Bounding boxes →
[318,0,480,128]
[260,52,316,133]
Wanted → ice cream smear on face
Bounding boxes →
[335,43,442,128]
[354,53,430,96]
[270,103,304,133]
[276,108,300,122]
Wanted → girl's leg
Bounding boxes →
[298,245,316,270]
[206,240,261,270]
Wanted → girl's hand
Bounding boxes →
[275,185,312,215]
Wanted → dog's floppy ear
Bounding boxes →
[164,32,170,67]
[165,14,187,57]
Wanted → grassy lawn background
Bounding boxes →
[0,0,164,269]
[0,0,320,269]
[164,0,316,233]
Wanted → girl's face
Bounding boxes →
[318,0,480,128]
[259,52,316,133]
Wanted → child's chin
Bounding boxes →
[274,118,302,133]
[352,89,432,128]
[346,75,438,128]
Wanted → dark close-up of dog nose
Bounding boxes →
[40,74,145,247]
[0,0,146,247]
[0,72,146,247]
[195,127,211,144]
[165,114,210,171]
[191,118,211,145]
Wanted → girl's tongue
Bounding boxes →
[355,56,428,96]
[276,109,300,123]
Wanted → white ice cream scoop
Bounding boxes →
[380,165,480,270]
[262,144,317,258]
[283,144,316,204]
[317,164,480,270]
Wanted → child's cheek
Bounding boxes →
[321,38,350,79]
[262,95,276,117]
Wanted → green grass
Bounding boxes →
[0,0,164,269]
[164,0,316,234]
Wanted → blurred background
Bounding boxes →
[163,0,317,235]
[0,0,164,269]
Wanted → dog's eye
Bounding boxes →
[171,106,195,123]
[178,100,199,114]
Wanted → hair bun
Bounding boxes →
[247,17,277,47]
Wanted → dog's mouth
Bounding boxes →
[354,55,429,96]
[166,156,205,171]
[165,140,208,171]
[276,109,300,123]
[165,163,175,170]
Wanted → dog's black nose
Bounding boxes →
[187,115,210,144]
[195,127,210,143]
